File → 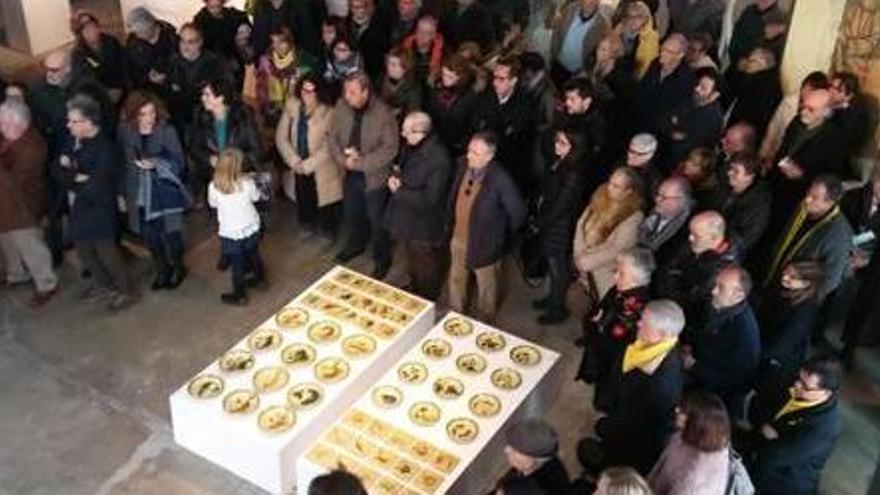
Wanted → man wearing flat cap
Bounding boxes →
[490,419,571,494]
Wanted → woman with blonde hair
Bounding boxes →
[594,466,652,495]
[573,167,646,304]
[615,1,659,79]
[208,148,266,305]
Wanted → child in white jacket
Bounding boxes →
[208,148,266,305]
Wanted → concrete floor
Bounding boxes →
[0,201,878,495]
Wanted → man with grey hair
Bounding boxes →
[385,111,452,299]
[637,176,694,265]
[578,247,655,412]
[594,298,685,474]
[0,99,58,306]
[125,7,178,91]
[625,133,661,198]
[632,32,696,135]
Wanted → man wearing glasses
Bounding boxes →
[637,176,694,266]
[746,356,842,495]
[167,23,224,134]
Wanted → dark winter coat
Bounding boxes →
[385,134,452,243]
[125,21,178,91]
[654,240,742,314]
[536,153,590,257]
[167,51,225,128]
[727,3,782,66]
[55,132,123,242]
[632,61,696,135]
[754,395,842,495]
[719,178,772,252]
[493,457,571,495]
[659,98,724,170]
[72,33,127,92]
[252,0,297,57]
[193,6,250,62]
[349,17,391,79]
[578,285,651,412]
[447,160,526,269]
[602,346,684,474]
[726,67,783,139]
[427,85,480,157]
[441,2,495,50]
[189,103,267,173]
[689,301,762,400]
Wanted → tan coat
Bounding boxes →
[573,208,644,298]
[275,99,342,207]
[550,2,611,71]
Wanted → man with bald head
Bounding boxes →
[632,33,696,134]
[654,210,741,318]
[769,88,848,224]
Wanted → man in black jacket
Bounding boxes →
[597,299,685,474]
[632,33,695,135]
[447,132,526,323]
[718,153,771,254]
[167,24,225,134]
[749,356,842,495]
[684,265,761,411]
[385,112,452,300]
[470,56,536,199]
[125,7,179,93]
[441,0,495,51]
[658,66,723,171]
[492,419,571,495]
[348,0,391,79]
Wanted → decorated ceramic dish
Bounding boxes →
[421,338,452,359]
[371,385,404,409]
[341,334,377,358]
[280,343,317,367]
[307,321,342,344]
[257,405,296,433]
[446,417,479,444]
[408,401,441,426]
[248,328,283,351]
[509,345,542,367]
[455,353,487,375]
[275,306,310,329]
[253,366,290,393]
[490,367,522,390]
[287,382,324,410]
[314,357,350,383]
[218,349,255,372]
[443,317,474,337]
[476,332,507,352]
[397,361,429,384]
[222,389,259,414]
[432,376,465,400]
[468,393,502,417]
[186,374,224,399]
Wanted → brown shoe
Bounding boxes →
[29,286,59,307]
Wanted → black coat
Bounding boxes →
[753,395,842,495]
[493,457,571,495]
[349,17,391,79]
[447,161,526,269]
[441,2,495,50]
[189,103,266,173]
[727,3,781,65]
[578,285,651,411]
[536,154,590,257]
[758,289,819,376]
[72,33,127,92]
[726,67,783,139]
[385,134,452,243]
[55,132,123,242]
[167,51,225,128]
[632,61,696,135]
[470,86,536,195]
[689,301,762,399]
[125,21,178,91]
[659,98,723,171]
[719,178,772,252]
[769,120,847,217]
[833,99,877,163]
[546,107,609,184]
[193,6,250,62]
[252,0,297,56]
[602,346,684,474]
[654,241,742,316]
[427,85,480,157]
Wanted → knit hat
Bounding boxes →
[505,419,558,458]
[127,7,157,35]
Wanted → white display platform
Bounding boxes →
[297,312,562,494]
[170,266,435,495]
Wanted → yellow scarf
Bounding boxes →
[622,337,677,374]
[774,387,827,420]
[268,51,297,104]
[763,204,841,288]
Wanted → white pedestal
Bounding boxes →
[297,312,562,494]
[170,267,435,495]
[118,0,247,30]
[0,0,72,55]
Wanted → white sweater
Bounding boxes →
[208,178,261,240]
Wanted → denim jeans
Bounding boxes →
[342,171,391,264]
[220,231,263,290]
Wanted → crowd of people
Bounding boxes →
[1,0,878,493]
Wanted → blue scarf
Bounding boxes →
[296,107,310,160]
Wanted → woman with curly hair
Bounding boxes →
[573,166,646,305]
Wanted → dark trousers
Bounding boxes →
[544,250,571,311]
[842,249,880,349]
[76,239,132,295]
[141,215,184,273]
[295,172,319,226]
[342,172,391,264]
[404,240,447,300]
[220,232,264,290]
[46,180,67,264]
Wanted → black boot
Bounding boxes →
[150,251,170,291]
[166,245,187,289]
[221,286,248,305]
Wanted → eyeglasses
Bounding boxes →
[654,193,682,202]
[301,87,317,94]
[628,148,651,156]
